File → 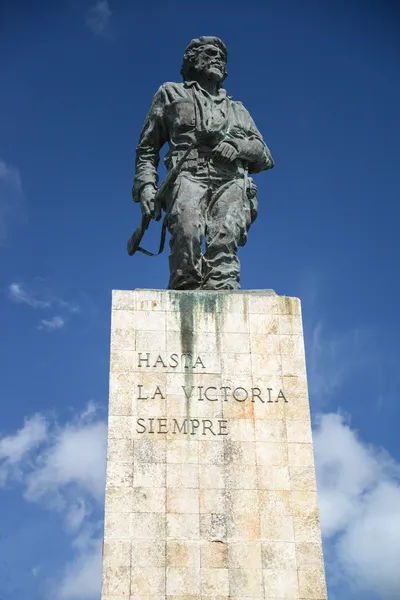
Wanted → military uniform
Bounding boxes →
[133,80,274,290]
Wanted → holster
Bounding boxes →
[246,176,258,223]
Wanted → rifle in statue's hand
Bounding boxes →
[127,213,153,256]
[127,142,196,257]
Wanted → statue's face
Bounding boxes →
[193,43,226,83]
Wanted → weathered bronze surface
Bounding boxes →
[130,36,274,289]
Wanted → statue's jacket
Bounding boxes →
[133,81,274,203]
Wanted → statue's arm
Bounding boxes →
[132,86,169,203]
[228,103,274,174]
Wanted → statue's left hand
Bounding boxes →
[212,141,239,164]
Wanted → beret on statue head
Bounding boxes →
[184,36,228,60]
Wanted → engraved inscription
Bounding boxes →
[133,350,290,437]
[137,352,206,369]
[137,384,288,403]
[136,417,229,436]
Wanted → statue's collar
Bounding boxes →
[184,80,227,99]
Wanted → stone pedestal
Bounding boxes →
[101,289,327,600]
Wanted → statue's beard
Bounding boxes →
[193,59,225,83]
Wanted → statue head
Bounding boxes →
[181,36,228,87]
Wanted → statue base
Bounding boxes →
[101,289,327,599]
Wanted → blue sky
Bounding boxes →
[1,0,400,598]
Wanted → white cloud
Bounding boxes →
[0,405,107,599]
[57,525,103,600]
[0,414,48,484]
[0,159,22,191]
[38,315,65,331]
[315,412,400,598]
[65,498,89,532]
[9,282,51,308]
[86,0,111,35]
[306,321,368,400]
[9,282,79,312]
[0,158,24,242]
[24,417,107,506]
[8,281,80,330]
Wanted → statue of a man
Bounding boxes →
[132,36,274,290]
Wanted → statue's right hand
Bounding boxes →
[140,185,157,218]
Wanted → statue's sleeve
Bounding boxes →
[229,103,274,174]
[132,85,169,202]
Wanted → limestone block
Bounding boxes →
[201,542,229,568]
[288,443,315,467]
[263,568,300,598]
[105,486,133,513]
[286,420,313,444]
[101,565,130,596]
[200,512,227,540]
[256,442,288,467]
[257,466,291,491]
[133,462,166,487]
[167,566,201,595]
[229,567,263,596]
[227,511,261,540]
[199,488,226,513]
[293,515,323,544]
[135,309,166,331]
[255,420,287,443]
[262,540,297,571]
[108,416,133,439]
[131,540,166,567]
[130,566,165,594]
[228,541,262,569]
[167,487,200,513]
[298,569,328,599]
[111,309,136,332]
[166,513,200,539]
[226,489,259,514]
[225,464,257,489]
[132,486,166,513]
[279,313,303,335]
[228,419,256,441]
[167,439,199,464]
[248,293,279,313]
[106,463,132,488]
[167,541,200,568]
[136,327,167,352]
[167,463,199,488]
[249,313,279,336]
[102,540,131,568]
[259,491,292,517]
[201,567,229,595]
[130,512,165,539]
[260,513,295,542]
[289,466,317,492]
[133,439,166,463]
[296,542,325,571]
[108,372,134,416]
[250,331,280,354]
[104,512,132,539]
[199,464,226,489]
[112,289,136,310]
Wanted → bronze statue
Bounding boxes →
[129,36,274,290]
